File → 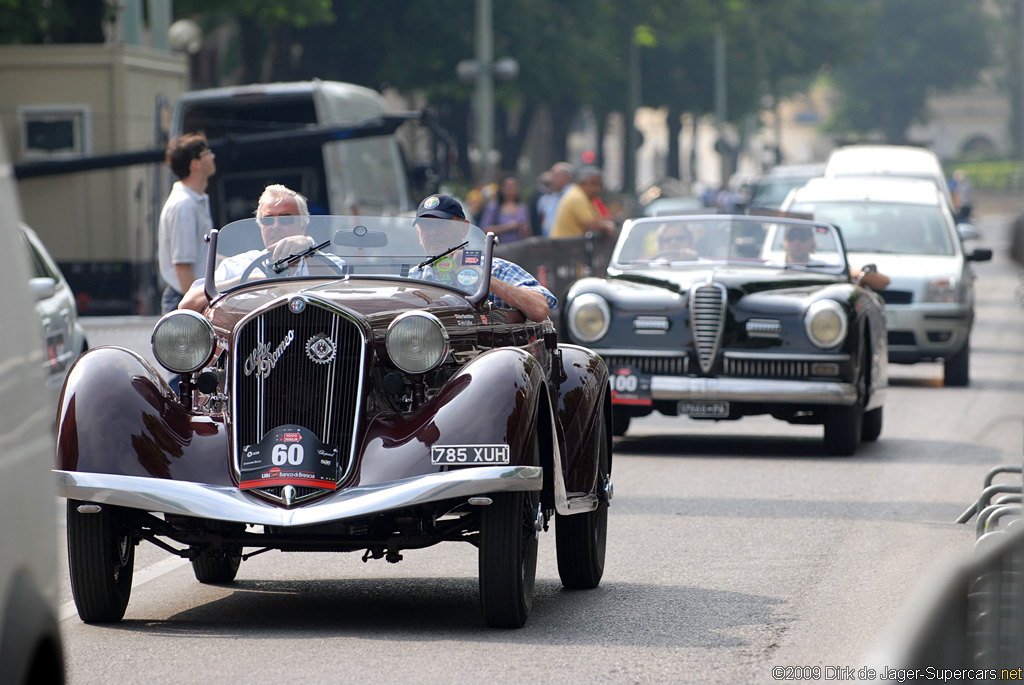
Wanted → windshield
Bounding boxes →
[787,201,955,256]
[611,215,848,275]
[208,215,492,298]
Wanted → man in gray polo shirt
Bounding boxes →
[157,133,216,313]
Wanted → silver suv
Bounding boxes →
[0,132,65,682]
[783,176,992,386]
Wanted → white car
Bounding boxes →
[823,144,953,206]
[0,135,65,680]
[782,176,992,386]
[22,223,88,396]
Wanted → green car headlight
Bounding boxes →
[386,311,449,374]
[151,310,215,374]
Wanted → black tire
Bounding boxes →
[66,500,135,623]
[191,548,242,584]
[862,406,883,442]
[611,411,630,437]
[823,348,867,456]
[556,408,610,589]
[478,476,541,628]
[944,341,970,387]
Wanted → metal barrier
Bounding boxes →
[876,524,1024,680]
[874,463,1024,679]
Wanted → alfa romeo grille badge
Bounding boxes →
[306,333,337,365]
[244,330,295,379]
[288,297,306,314]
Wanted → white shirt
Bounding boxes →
[158,181,213,293]
[190,246,347,291]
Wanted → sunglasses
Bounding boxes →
[787,231,814,241]
[257,215,298,227]
[662,234,691,244]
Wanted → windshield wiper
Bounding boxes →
[416,240,469,269]
[272,239,332,274]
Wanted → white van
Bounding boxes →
[0,128,65,682]
[170,80,414,226]
[823,144,952,206]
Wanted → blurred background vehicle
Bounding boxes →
[0,129,65,683]
[823,145,953,205]
[782,176,992,386]
[744,163,825,210]
[22,224,88,396]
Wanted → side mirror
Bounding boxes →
[966,247,993,262]
[29,277,56,301]
[957,223,980,241]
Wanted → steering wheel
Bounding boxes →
[237,247,347,285]
[238,249,273,285]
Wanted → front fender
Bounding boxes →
[355,347,548,487]
[556,344,610,495]
[56,347,231,484]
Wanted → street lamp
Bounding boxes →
[456,0,518,183]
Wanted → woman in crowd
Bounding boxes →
[479,172,531,243]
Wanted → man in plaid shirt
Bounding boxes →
[414,194,556,322]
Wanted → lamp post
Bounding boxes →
[456,0,518,183]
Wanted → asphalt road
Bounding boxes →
[58,212,1023,684]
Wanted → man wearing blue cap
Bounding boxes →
[415,194,556,322]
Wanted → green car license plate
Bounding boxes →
[678,401,729,417]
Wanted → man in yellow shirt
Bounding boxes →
[550,166,616,239]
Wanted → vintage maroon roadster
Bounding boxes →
[56,215,612,628]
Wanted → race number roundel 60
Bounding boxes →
[271,443,304,466]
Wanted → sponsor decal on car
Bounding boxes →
[240,424,338,490]
[609,365,653,405]
[457,268,480,286]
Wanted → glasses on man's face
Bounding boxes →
[787,231,813,242]
[257,215,297,227]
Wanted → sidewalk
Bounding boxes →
[80,315,161,369]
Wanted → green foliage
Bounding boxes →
[0,0,105,44]
[948,160,1024,191]
[175,0,335,28]
[828,0,994,142]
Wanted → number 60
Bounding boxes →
[272,443,304,466]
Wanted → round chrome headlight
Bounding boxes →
[804,300,847,349]
[151,310,215,374]
[567,293,610,343]
[386,311,449,374]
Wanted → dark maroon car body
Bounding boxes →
[56,215,611,628]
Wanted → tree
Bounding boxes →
[0,0,106,44]
[828,0,994,143]
[175,0,335,83]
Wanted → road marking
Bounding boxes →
[60,556,188,622]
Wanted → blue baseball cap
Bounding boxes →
[416,194,466,220]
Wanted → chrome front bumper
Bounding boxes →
[650,376,857,405]
[56,466,542,527]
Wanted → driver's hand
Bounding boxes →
[270,235,315,262]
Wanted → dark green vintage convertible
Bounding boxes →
[563,214,888,455]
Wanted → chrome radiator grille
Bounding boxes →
[690,284,726,373]
[723,357,810,378]
[233,299,365,499]
[603,355,689,376]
